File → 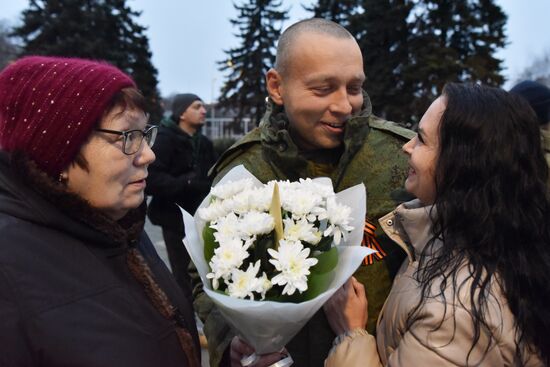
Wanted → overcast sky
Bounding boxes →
[2,0,550,102]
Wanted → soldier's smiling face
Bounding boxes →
[267,32,365,151]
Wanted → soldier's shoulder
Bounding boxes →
[368,115,416,141]
[209,128,263,179]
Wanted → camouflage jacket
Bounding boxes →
[193,93,415,367]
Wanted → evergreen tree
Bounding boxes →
[0,20,20,71]
[12,0,163,121]
[305,0,507,125]
[404,0,507,122]
[302,0,360,27]
[218,0,288,126]
[351,0,414,124]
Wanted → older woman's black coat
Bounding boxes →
[0,153,199,366]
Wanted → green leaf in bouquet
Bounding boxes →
[214,288,227,296]
[298,271,334,301]
[203,223,216,263]
[253,233,276,272]
[315,235,334,252]
[311,246,338,274]
[264,288,288,302]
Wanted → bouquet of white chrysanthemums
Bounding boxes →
[181,165,373,355]
[199,171,357,302]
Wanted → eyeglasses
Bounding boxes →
[95,124,158,155]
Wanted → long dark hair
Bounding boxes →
[412,83,550,365]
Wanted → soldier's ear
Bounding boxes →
[266,69,284,106]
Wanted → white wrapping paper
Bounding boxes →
[181,165,374,354]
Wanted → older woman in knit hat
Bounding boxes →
[0,56,200,366]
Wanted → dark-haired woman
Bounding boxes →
[0,56,200,366]
[324,83,549,366]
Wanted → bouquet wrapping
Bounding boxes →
[181,165,373,354]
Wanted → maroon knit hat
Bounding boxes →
[0,56,136,176]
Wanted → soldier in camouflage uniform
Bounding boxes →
[192,18,415,367]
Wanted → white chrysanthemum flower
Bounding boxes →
[227,261,261,300]
[248,186,273,212]
[198,199,228,222]
[240,211,275,236]
[266,179,292,191]
[207,238,250,289]
[265,180,294,202]
[242,236,257,249]
[255,272,272,300]
[283,217,322,245]
[281,190,324,219]
[322,197,354,245]
[205,272,220,290]
[297,178,335,198]
[268,240,319,295]
[211,178,254,200]
[206,270,223,290]
[305,206,328,223]
[222,190,252,215]
[210,212,242,243]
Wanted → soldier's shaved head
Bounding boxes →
[274,18,356,77]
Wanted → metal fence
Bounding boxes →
[203,117,254,140]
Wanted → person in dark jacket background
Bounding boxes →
[0,56,200,367]
[509,80,550,168]
[146,93,217,293]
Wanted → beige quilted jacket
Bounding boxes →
[326,200,543,367]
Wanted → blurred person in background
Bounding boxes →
[147,93,216,295]
[510,80,550,168]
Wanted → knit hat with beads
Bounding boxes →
[0,56,135,177]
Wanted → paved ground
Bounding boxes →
[144,217,210,367]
